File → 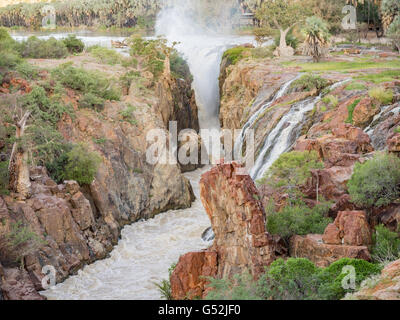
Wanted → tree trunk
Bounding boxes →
[8,111,31,199]
[276,27,295,57]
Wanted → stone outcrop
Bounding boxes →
[170,162,277,300]
[290,211,372,267]
[322,211,372,246]
[350,259,400,300]
[290,234,371,268]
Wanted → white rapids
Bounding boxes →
[42,167,212,300]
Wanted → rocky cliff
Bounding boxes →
[170,162,277,300]
[0,52,199,299]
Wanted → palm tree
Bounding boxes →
[302,16,331,62]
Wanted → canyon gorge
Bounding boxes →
[1,0,400,301]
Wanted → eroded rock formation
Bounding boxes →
[170,162,277,299]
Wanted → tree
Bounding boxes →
[255,0,311,57]
[259,151,324,204]
[302,16,331,62]
[387,16,400,52]
[63,144,102,186]
[381,0,400,31]
[348,152,400,208]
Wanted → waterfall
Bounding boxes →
[234,75,301,160]
[155,0,254,130]
[250,79,352,181]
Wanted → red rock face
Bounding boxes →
[170,162,277,300]
[170,251,217,300]
[290,235,371,268]
[322,211,372,246]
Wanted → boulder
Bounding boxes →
[290,234,371,268]
[322,211,372,246]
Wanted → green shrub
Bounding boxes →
[170,51,192,81]
[266,202,332,241]
[155,262,177,300]
[371,225,400,264]
[206,272,261,300]
[62,35,84,54]
[0,50,21,68]
[15,62,39,79]
[251,46,274,59]
[258,151,324,203]
[290,74,329,92]
[88,45,123,65]
[120,70,141,88]
[387,16,400,52]
[119,104,137,125]
[345,98,361,124]
[257,258,320,300]
[21,86,73,125]
[222,46,249,65]
[62,144,101,185]
[45,143,73,184]
[368,87,394,105]
[317,258,382,300]
[206,257,381,301]
[19,36,68,59]
[79,93,105,111]
[348,152,400,208]
[322,95,339,108]
[52,63,121,101]
[0,161,9,195]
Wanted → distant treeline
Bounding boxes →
[0,0,160,29]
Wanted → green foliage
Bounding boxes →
[387,17,400,52]
[273,30,300,50]
[155,262,177,300]
[21,85,72,125]
[19,36,69,59]
[371,225,400,264]
[6,220,46,267]
[223,46,249,65]
[302,16,331,62]
[15,61,39,79]
[369,87,394,105]
[266,202,332,241]
[258,258,320,300]
[356,69,400,83]
[79,93,105,111]
[207,257,381,300]
[206,272,261,300]
[322,95,338,108]
[345,98,361,124]
[317,258,382,300]
[62,35,85,54]
[62,144,101,186]
[259,151,324,203]
[88,45,124,65]
[345,82,367,91]
[45,143,73,184]
[290,74,329,93]
[170,51,192,81]
[348,152,400,208]
[251,46,274,59]
[119,104,137,125]
[52,63,121,101]
[0,161,9,195]
[0,0,158,29]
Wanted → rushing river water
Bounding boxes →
[42,167,212,300]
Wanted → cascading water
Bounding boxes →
[249,79,352,181]
[42,0,253,300]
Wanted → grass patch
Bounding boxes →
[345,82,367,91]
[346,98,361,124]
[223,46,250,65]
[283,59,400,73]
[355,70,400,83]
[88,45,124,65]
[369,87,394,105]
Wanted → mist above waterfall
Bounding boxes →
[155,0,253,130]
